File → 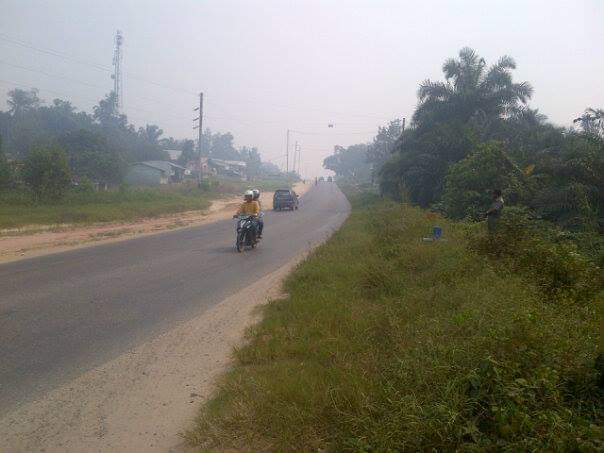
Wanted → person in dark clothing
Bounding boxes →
[485,189,504,232]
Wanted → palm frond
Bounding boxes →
[495,55,516,70]
[442,59,461,80]
[512,81,534,103]
[417,80,452,102]
[458,47,478,67]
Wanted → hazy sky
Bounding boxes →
[1,0,603,176]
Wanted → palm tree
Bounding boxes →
[413,48,533,128]
[573,107,604,137]
[139,124,163,144]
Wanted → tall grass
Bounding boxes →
[0,178,291,229]
[186,192,602,451]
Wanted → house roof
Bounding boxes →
[133,161,187,173]
[209,158,247,168]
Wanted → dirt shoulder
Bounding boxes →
[0,228,322,452]
[0,182,309,264]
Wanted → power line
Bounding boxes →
[0,33,111,71]
[0,32,392,122]
[0,59,195,119]
[0,78,191,127]
[0,32,197,96]
[0,32,392,136]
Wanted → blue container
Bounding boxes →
[433,226,443,240]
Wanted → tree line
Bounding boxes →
[324,48,603,236]
[0,89,280,200]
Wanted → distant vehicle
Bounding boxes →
[273,189,299,211]
[327,176,333,182]
[319,176,325,182]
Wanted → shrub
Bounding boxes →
[22,145,71,202]
[470,207,601,303]
[443,141,526,220]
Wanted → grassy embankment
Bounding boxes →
[0,178,290,230]
[187,190,602,451]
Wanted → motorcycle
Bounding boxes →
[233,215,259,252]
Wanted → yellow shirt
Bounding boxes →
[237,200,260,216]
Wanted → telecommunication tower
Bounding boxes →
[111,30,124,111]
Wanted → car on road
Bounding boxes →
[273,189,299,211]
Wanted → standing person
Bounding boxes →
[252,189,264,238]
[485,189,504,233]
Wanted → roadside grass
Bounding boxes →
[186,191,602,451]
[0,177,294,229]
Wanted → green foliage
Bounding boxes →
[470,207,602,303]
[22,146,71,201]
[198,179,211,191]
[0,90,283,192]
[323,144,371,181]
[6,88,41,116]
[187,195,601,451]
[527,133,603,230]
[443,141,525,219]
[58,129,123,184]
[0,135,9,190]
[361,48,604,237]
[73,176,95,194]
[365,118,403,167]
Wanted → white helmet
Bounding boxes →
[252,189,260,199]
[244,190,254,198]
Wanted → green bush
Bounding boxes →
[470,207,601,303]
[22,145,72,202]
[443,141,526,220]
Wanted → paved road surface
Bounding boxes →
[0,183,349,413]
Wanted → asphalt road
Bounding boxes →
[0,183,349,413]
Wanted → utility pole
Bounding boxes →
[293,141,298,174]
[297,144,301,177]
[399,117,406,151]
[193,92,204,187]
[285,129,290,176]
[111,30,124,112]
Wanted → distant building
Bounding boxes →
[185,157,247,179]
[208,158,247,179]
[124,161,187,186]
[164,149,182,162]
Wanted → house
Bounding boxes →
[185,157,247,179]
[164,149,182,162]
[186,157,214,178]
[124,161,187,186]
[208,158,247,179]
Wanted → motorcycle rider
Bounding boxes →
[234,190,260,241]
[252,189,264,238]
